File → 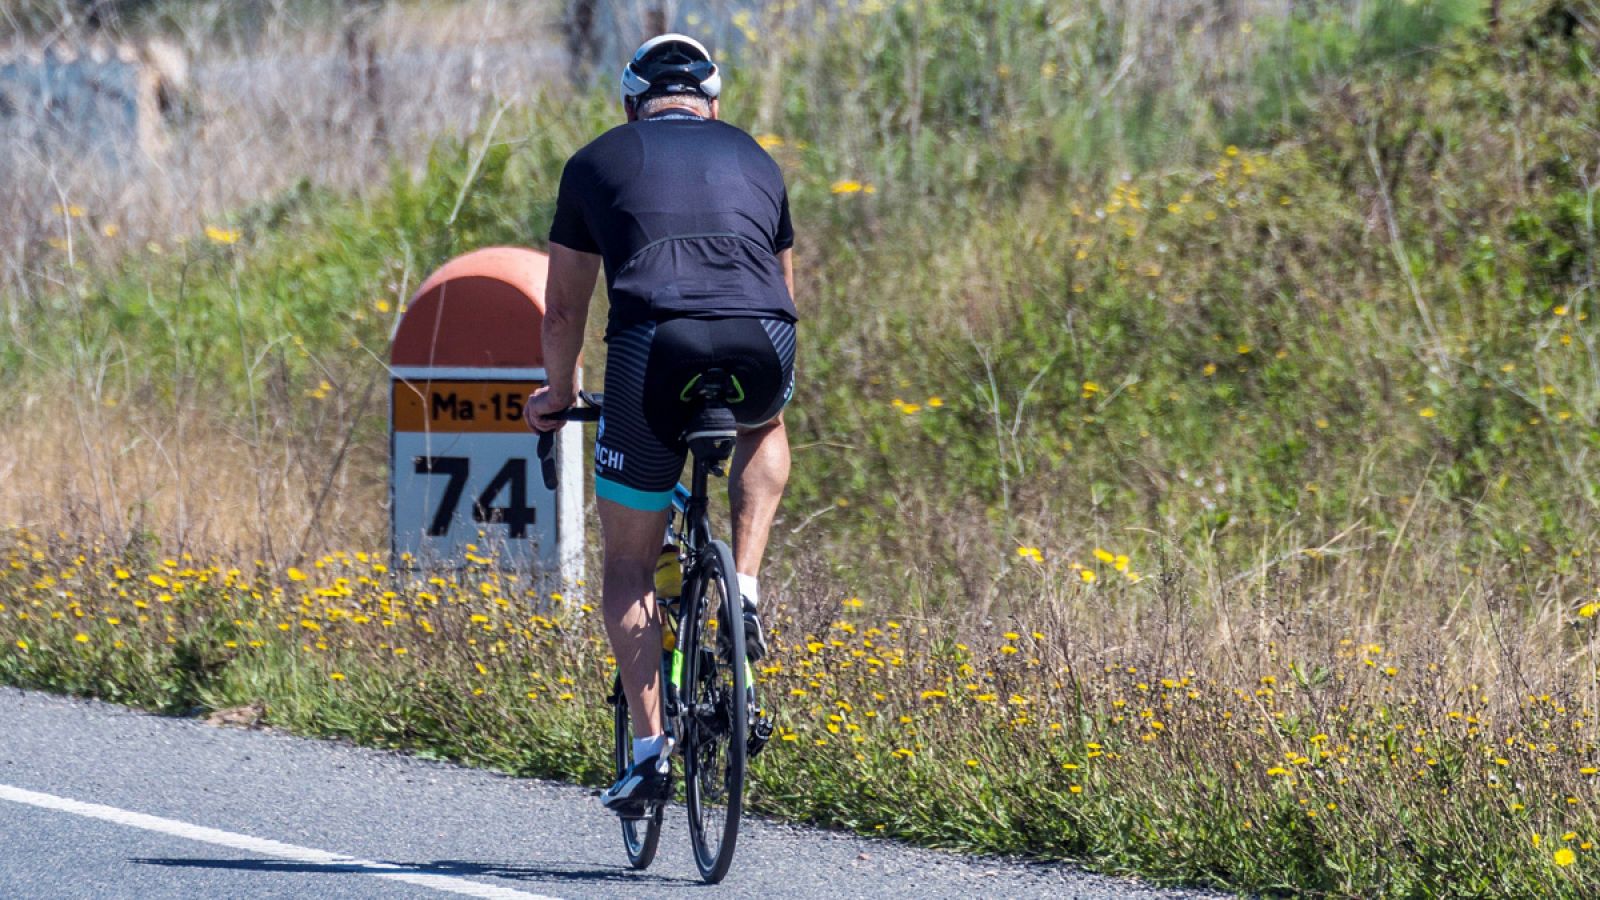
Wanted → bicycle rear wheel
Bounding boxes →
[610,673,663,869]
[681,539,747,884]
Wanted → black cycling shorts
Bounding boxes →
[595,316,796,511]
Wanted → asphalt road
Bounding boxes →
[0,688,1220,898]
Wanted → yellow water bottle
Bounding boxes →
[654,544,682,599]
[655,544,682,652]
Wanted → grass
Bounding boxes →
[3,0,1600,895]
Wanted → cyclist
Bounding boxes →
[524,33,797,815]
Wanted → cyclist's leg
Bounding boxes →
[596,320,692,753]
[598,499,671,740]
[729,414,789,578]
[727,317,796,579]
[707,317,795,662]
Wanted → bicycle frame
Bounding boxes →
[658,465,716,735]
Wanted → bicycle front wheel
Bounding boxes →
[681,539,748,884]
[611,672,663,869]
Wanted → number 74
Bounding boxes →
[413,456,537,539]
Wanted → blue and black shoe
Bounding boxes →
[601,750,672,816]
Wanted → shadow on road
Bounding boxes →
[131,856,684,886]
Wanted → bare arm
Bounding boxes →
[526,242,601,430]
[541,242,602,399]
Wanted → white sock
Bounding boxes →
[632,733,666,762]
[738,572,759,607]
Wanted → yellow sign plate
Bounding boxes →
[392,380,542,434]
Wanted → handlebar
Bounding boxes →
[535,391,603,490]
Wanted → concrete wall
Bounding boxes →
[0,40,185,168]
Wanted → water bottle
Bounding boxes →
[657,542,682,715]
[654,543,682,604]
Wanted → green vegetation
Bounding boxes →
[5,0,1600,895]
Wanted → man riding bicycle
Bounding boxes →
[523,33,797,815]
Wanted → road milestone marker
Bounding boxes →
[389,247,584,586]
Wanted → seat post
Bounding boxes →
[682,368,739,538]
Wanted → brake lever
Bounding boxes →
[536,394,602,490]
[537,430,558,490]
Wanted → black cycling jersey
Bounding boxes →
[548,110,797,337]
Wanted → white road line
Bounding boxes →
[0,783,560,900]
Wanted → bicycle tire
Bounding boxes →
[610,672,663,869]
[681,538,747,884]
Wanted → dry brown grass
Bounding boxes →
[0,389,387,561]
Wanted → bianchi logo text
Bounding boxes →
[596,444,625,472]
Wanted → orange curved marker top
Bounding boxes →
[390,247,549,368]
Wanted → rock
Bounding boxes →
[203,702,266,729]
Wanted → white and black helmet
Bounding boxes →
[620,33,721,103]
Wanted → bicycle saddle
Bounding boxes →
[682,369,738,464]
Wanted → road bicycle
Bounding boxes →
[536,371,770,883]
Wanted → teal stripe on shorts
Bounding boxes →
[595,475,677,512]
